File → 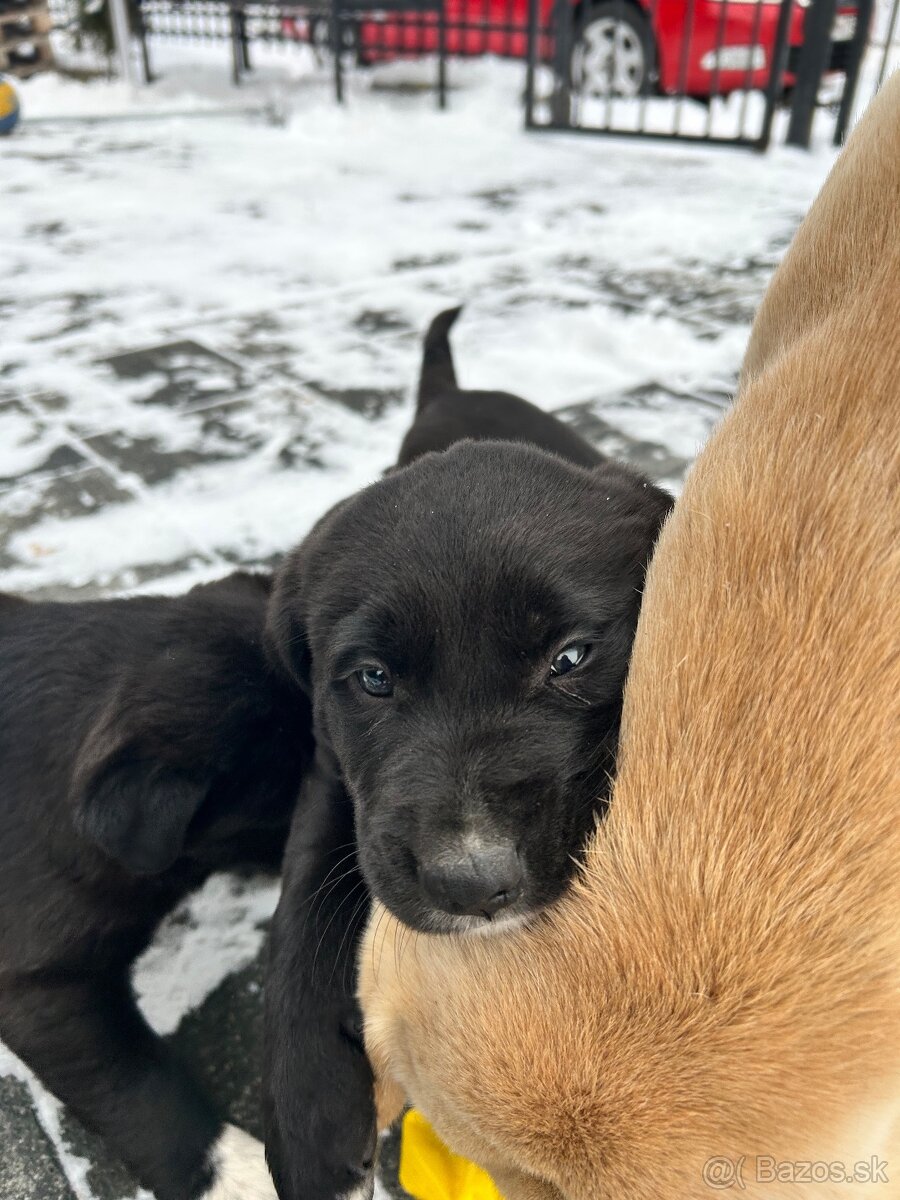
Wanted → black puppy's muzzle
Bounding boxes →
[417,840,523,920]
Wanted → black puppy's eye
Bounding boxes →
[357,665,393,697]
[549,643,589,679]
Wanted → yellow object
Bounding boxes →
[0,78,21,136]
[399,1109,504,1200]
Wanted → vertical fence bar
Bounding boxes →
[757,0,794,147]
[240,4,251,68]
[330,0,344,101]
[785,0,838,146]
[524,0,539,124]
[551,0,573,125]
[705,0,731,135]
[437,0,448,108]
[229,2,243,81]
[638,0,660,131]
[133,0,155,81]
[108,0,135,83]
[876,0,899,89]
[672,0,697,133]
[603,0,624,130]
[736,0,766,138]
[832,0,873,142]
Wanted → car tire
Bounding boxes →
[570,1,656,97]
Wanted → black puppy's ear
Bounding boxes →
[266,550,313,693]
[71,719,208,876]
[265,497,354,693]
[594,463,674,537]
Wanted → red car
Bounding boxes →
[283,0,858,99]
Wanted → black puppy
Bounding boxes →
[263,316,673,1200]
[0,573,312,1200]
[397,306,603,469]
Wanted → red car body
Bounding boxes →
[283,0,858,98]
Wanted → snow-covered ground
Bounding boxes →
[0,45,865,1200]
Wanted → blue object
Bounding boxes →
[0,76,21,135]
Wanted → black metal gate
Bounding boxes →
[87,0,892,150]
[523,0,875,148]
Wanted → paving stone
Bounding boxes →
[54,1109,144,1200]
[18,556,216,603]
[352,309,417,336]
[303,382,407,420]
[98,341,249,412]
[0,1075,74,1200]
[557,381,733,489]
[557,400,693,483]
[170,954,268,1141]
[0,468,136,572]
[551,257,778,338]
[0,399,89,493]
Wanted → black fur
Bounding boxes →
[0,573,312,1200]
[263,312,673,1200]
[397,306,603,469]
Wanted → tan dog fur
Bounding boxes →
[359,73,900,1200]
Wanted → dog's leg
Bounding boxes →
[0,974,275,1200]
[264,759,376,1200]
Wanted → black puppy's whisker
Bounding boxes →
[396,924,407,974]
[300,848,361,914]
[370,901,391,987]
[333,883,371,991]
[296,845,359,921]
[305,864,366,941]
[575,759,616,816]
[410,928,423,969]
[333,878,367,969]
[312,881,371,982]
[399,922,419,970]
[396,907,408,974]
[302,846,357,901]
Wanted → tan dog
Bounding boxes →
[358,71,900,1200]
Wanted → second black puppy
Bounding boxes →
[263,313,673,1200]
[397,306,602,469]
[0,573,312,1200]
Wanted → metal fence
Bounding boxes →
[873,0,900,83]
[523,0,879,148]
[127,0,543,100]
[49,0,900,148]
[129,0,495,98]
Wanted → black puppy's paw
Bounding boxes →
[266,1016,376,1200]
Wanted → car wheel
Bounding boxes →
[570,2,655,97]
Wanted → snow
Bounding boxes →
[2,52,843,604]
[134,874,281,1037]
[2,37,890,1200]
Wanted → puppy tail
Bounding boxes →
[418,306,463,408]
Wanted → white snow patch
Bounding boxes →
[134,873,280,1037]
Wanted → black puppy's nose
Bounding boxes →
[420,842,523,919]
